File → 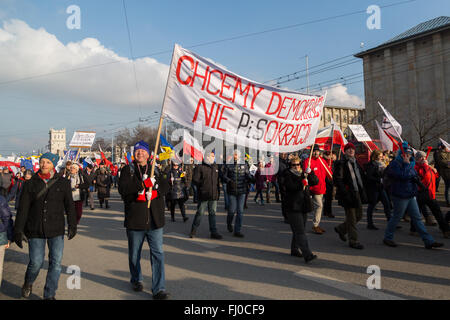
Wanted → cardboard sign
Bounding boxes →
[348,124,372,142]
[69,131,96,148]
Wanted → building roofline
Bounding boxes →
[354,21,450,58]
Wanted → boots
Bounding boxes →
[425,215,437,226]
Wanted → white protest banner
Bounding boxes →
[162,44,326,152]
[69,131,96,148]
[378,102,402,140]
[348,124,372,142]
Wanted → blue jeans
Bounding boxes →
[26,236,64,299]
[126,228,165,294]
[384,196,434,246]
[222,183,229,209]
[192,184,198,203]
[192,200,218,233]
[227,194,246,233]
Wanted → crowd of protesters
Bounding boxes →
[0,138,449,300]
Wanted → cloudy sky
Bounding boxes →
[0,0,448,154]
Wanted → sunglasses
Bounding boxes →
[291,163,301,166]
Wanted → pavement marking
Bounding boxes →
[294,269,405,300]
[165,232,220,249]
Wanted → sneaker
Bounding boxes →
[132,282,143,292]
[233,232,244,238]
[383,239,397,247]
[334,227,347,242]
[21,283,32,298]
[210,233,223,240]
[304,254,317,264]
[425,242,444,249]
[425,216,437,226]
[153,291,170,300]
[290,250,303,258]
[312,226,323,235]
[227,224,233,233]
[367,224,379,230]
[349,242,364,249]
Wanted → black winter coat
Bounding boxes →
[364,161,385,203]
[96,172,112,199]
[334,157,368,208]
[118,161,169,230]
[222,162,254,195]
[283,169,319,214]
[14,172,77,239]
[192,162,221,201]
[168,168,186,200]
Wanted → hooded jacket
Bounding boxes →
[385,151,418,199]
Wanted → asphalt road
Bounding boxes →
[1,187,449,300]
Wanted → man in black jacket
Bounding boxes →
[118,140,170,300]
[14,152,77,300]
[222,150,254,238]
[189,151,222,239]
[333,143,368,250]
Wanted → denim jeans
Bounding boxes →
[384,196,434,246]
[192,200,218,233]
[227,194,246,233]
[192,184,198,203]
[222,183,229,209]
[366,189,392,226]
[126,228,165,294]
[25,236,64,299]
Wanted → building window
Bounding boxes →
[327,114,331,122]
[343,115,347,123]
[336,115,339,122]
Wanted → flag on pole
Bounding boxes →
[183,130,204,162]
[439,138,450,150]
[376,120,399,152]
[378,102,402,139]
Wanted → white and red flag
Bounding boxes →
[376,120,399,152]
[183,130,204,162]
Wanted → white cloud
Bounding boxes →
[0,19,169,108]
[321,83,364,109]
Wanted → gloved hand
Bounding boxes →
[143,177,156,188]
[13,232,27,249]
[146,190,158,201]
[68,227,77,240]
[305,167,312,174]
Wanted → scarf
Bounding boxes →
[38,171,53,183]
[347,156,364,192]
[70,173,80,189]
[289,168,303,177]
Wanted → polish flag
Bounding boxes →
[183,130,204,162]
[376,120,399,152]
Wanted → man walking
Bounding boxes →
[118,140,170,299]
[223,150,254,238]
[333,143,367,249]
[189,151,222,239]
[303,145,332,234]
[14,152,77,300]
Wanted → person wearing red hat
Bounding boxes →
[303,145,332,234]
[334,143,368,249]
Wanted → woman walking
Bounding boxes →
[283,155,319,263]
[67,164,88,224]
[168,162,188,222]
[96,167,112,209]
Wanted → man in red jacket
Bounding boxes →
[303,145,333,234]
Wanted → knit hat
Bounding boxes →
[415,151,426,161]
[344,143,356,151]
[40,152,59,168]
[313,144,321,151]
[134,140,150,155]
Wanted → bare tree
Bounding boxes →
[411,110,449,149]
